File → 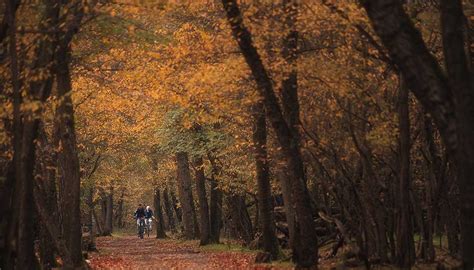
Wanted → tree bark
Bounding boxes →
[55,41,84,268]
[104,186,114,235]
[163,187,177,232]
[115,189,124,229]
[362,0,474,266]
[421,113,437,262]
[361,0,456,154]
[194,157,211,245]
[87,186,97,251]
[252,100,278,258]
[154,188,167,238]
[440,0,474,267]
[221,1,318,266]
[209,155,223,243]
[99,193,108,235]
[170,190,182,223]
[36,125,58,268]
[226,195,253,245]
[396,74,415,267]
[5,0,60,268]
[176,152,198,239]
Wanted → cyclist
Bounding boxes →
[134,203,146,238]
[145,206,154,231]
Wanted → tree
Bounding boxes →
[176,151,199,239]
[194,156,211,245]
[361,0,474,267]
[221,0,318,267]
[396,75,415,267]
[252,99,279,259]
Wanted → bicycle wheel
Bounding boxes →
[138,221,144,239]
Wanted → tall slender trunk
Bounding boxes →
[226,195,253,245]
[55,44,84,267]
[37,125,58,268]
[16,121,40,270]
[1,2,19,267]
[115,189,124,228]
[361,0,473,266]
[154,188,167,238]
[396,75,415,267]
[421,113,437,262]
[221,1,317,266]
[105,186,114,234]
[440,1,474,267]
[99,194,108,235]
[5,1,42,268]
[163,187,176,232]
[170,190,182,223]
[194,157,211,245]
[277,167,295,247]
[252,100,278,258]
[176,152,198,239]
[87,186,97,251]
[9,1,59,267]
[209,155,223,243]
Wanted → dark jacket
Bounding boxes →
[134,207,146,219]
[145,209,153,219]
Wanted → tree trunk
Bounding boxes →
[115,189,124,229]
[221,1,318,266]
[194,157,211,245]
[444,200,461,257]
[421,113,437,262]
[277,167,295,248]
[99,195,108,235]
[440,0,474,267]
[362,1,473,265]
[176,152,198,239]
[227,195,253,245]
[163,187,176,232]
[6,0,58,268]
[209,155,223,243]
[15,121,39,270]
[0,11,17,263]
[93,209,104,236]
[252,100,278,258]
[37,125,58,268]
[396,74,415,267]
[170,190,182,223]
[55,44,84,267]
[104,186,114,235]
[154,188,167,238]
[87,186,97,251]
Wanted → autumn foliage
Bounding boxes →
[1,0,473,269]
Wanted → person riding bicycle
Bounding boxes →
[145,206,154,230]
[134,204,146,238]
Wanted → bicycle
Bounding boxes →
[137,217,145,239]
[144,218,153,238]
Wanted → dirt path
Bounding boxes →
[88,236,284,269]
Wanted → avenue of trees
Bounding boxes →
[0,0,473,269]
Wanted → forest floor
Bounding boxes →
[87,235,460,269]
[87,235,293,269]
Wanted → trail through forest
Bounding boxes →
[88,236,282,269]
[2,0,474,269]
